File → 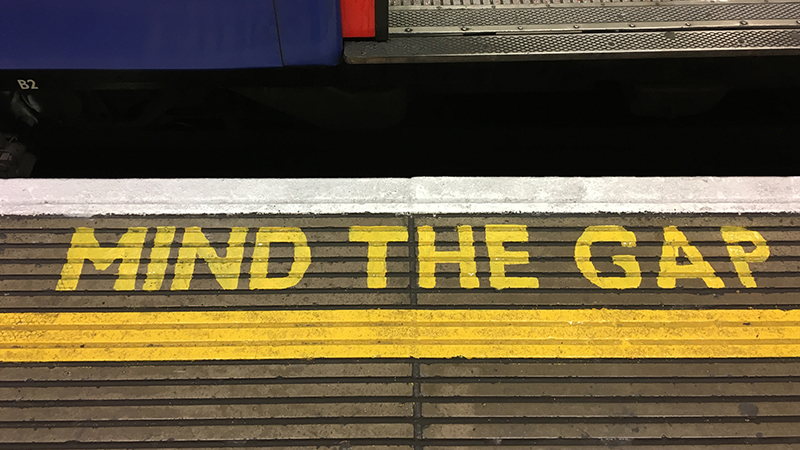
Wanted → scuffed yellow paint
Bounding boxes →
[485,224,538,289]
[250,227,311,290]
[56,227,148,291]
[722,226,770,288]
[172,227,248,290]
[349,226,408,289]
[658,226,725,289]
[418,225,479,289]
[143,226,176,291]
[575,225,641,290]
[1,309,799,362]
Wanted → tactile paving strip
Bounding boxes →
[2,213,800,447]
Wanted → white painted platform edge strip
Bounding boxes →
[0,177,798,216]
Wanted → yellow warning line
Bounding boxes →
[1,309,800,361]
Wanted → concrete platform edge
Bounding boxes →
[1,177,798,216]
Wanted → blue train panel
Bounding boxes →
[274,0,342,66]
[0,0,284,70]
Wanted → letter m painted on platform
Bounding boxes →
[56,227,148,291]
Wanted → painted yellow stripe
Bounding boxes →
[1,309,800,361]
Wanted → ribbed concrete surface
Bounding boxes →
[1,210,799,447]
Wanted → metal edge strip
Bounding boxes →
[391,20,800,35]
[390,0,800,9]
[389,0,800,7]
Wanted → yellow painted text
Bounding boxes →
[249,227,311,290]
[658,226,724,289]
[56,227,148,291]
[485,224,539,289]
[349,226,408,289]
[575,225,641,290]
[722,226,770,288]
[172,227,248,290]
[418,225,479,289]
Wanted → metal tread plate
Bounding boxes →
[345,28,800,62]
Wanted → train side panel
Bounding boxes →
[275,0,343,66]
[0,0,284,69]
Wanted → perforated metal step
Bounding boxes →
[348,0,800,62]
[345,28,800,62]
